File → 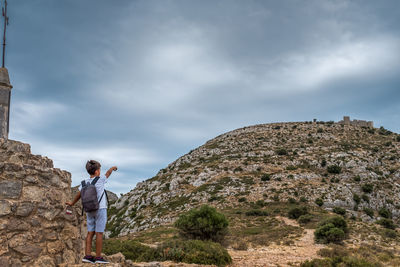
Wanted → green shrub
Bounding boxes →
[314,216,348,244]
[103,239,158,262]
[353,175,361,182]
[261,173,271,181]
[315,223,345,244]
[255,200,266,207]
[327,165,341,174]
[362,194,370,203]
[362,184,374,193]
[298,214,313,224]
[396,135,400,142]
[288,198,297,204]
[317,128,324,133]
[238,197,247,202]
[332,207,346,216]
[383,229,397,238]
[245,210,269,216]
[363,208,374,218]
[288,206,308,219]
[378,207,392,219]
[321,159,327,167]
[376,218,396,230]
[300,196,308,203]
[353,194,361,204]
[315,198,324,207]
[174,205,229,242]
[158,239,232,266]
[104,239,232,266]
[276,148,288,155]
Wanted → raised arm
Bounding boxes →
[105,166,118,178]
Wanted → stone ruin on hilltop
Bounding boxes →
[338,116,374,128]
[0,139,85,266]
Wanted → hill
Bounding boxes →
[103,120,400,265]
[108,121,400,237]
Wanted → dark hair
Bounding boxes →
[86,160,101,175]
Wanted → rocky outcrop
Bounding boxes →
[0,139,85,266]
[106,122,400,237]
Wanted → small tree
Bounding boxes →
[315,198,324,207]
[315,216,348,244]
[327,165,341,174]
[288,206,308,219]
[174,205,229,242]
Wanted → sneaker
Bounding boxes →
[95,257,109,264]
[82,255,95,263]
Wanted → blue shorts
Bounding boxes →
[86,208,107,233]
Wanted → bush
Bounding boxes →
[174,205,229,242]
[383,229,397,239]
[103,239,158,262]
[298,214,313,224]
[300,196,308,203]
[238,197,247,203]
[288,198,297,204]
[261,173,271,181]
[362,184,374,193]
[245,209,269,216]
[376,218,396,230]
[315,198,324,207]
[288,206,308,219]
[159,239,232,266]
[363,208,374,217]
[332,207,346,216]
[353,194,361,204]
[378,207,392,219]
[276,148,288,155]
[327,165,341,174]
[362,194,370,203]
[353,175,361,182]
[314,216,348,244]
[321,159,327,167]
[397,135,400,142]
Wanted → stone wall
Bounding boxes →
[0,139,85,266]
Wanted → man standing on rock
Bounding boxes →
[66,160,118,264]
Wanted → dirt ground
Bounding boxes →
[228,216,325,267]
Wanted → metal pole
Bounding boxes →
[2,0,7,68]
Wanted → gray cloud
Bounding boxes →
[6,0,400,194]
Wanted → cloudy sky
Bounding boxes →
[5,0,400,194]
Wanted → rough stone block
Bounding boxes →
[12,243,42,258]
[22,186,45,202]
[16,202,35,216]
[0,180,22,199]
[34,255,56,267]
[47,240,64,254]
[0,256,10,267]
[62,249,76,264]
[0,200,11,216]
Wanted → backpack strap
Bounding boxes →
[104,190,109,205]
[81,180,86,188]
[98,191,105,204]
[91,176,100,185]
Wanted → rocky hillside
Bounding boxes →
[106,121,400,238]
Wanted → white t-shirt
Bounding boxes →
[79,176,108,209]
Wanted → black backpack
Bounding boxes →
[80,177,107,213]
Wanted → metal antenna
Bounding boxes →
[2,0,9,68]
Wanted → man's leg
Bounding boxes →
[95,232,103,257]
[85,231,95,256]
